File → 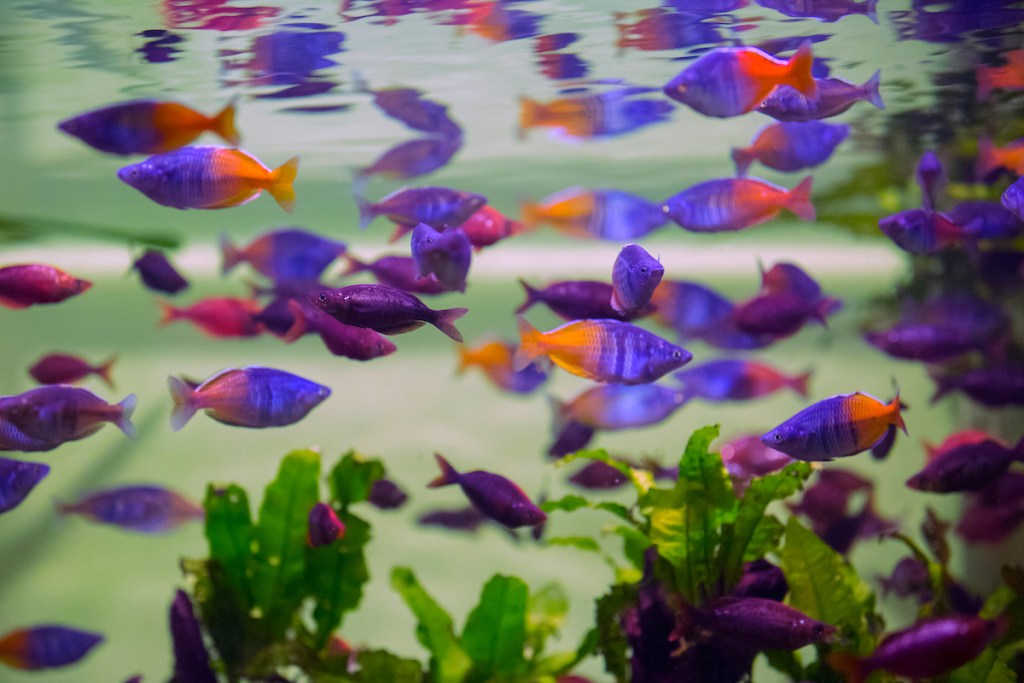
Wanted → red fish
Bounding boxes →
[159,297,263,337]
[459,205,522,250]
[976,136,1024,179]
[29,353,116,388]
[976,49,1024,100]
[0,264,91,309]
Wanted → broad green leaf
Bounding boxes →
[540,495,631,523]
[250,449,321,640]
[950,648,1016,683]
[204,484,255,605]
[779,517,876,655]
[527,582,568,657]
[352,649,424,683]
[306,511,371,649]
[610,525,650,570]
[461,574,529,681]
[762,649,803,680]
[182,559,252,675]
[533,626,598,677]
[391,567,471,683]
[560,449,654,495]
[547,536,602,553]
[595,585,636,681]
[719,462,811,591]
[329,450,385,509]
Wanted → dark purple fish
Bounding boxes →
[758,70,884,121]
[548,420,596,458]
[133,250,189,294]
[567,461,628,490]
[309,284,468,341]
[220,228,347,282]
[307,502,345,546]
[169,590,216,683]
[948,201,1024,239]
[418,505,489,533]
[284,299,397,361]
[819,498,896,554]
[789,468,872,528]
[57,485,203,533]
[931,366,1024,407]
[254,297,300,337]
[0,264,91,309]
[358,135,462,181]
[907,437,1024,493]
[697,597,834,650]
[957,490,1024,544]
[864,324,981,363]
[721,434,793,491]
[879,556,932,602]
[755,0,878,23]
[362,85,461,137]
[428,453,546,528]
[0,386,137,452]
[517,279,645,321]
[342,254,450,295]
[651,280,775,350]
[611,244,663,315]
[0,457,50,514]
[410,223,472,292]
[732,121,849,176]
[368,478,408,509]
[733,559,788,602]
[29,353,116,388]
[878,208,970,254]
[732,290,829,336]
[0,625,104,670]
[357,186,486,229]
[916,151,946,212]
[1001,176,1024,220]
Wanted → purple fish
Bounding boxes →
[1001,176,1024,220]
[0,386,137,452]
[133,250,189,294]
[662,176,815,232]
[167,366,330,430]
[29,353,116,388]
[522,188,668,241]
[368,478,408,509]
[0,264,91,309]
[363,85,461,137]
[537,53,590,81]
[357,186,486,229]
[907,437,1024,493]
[721,434,794,490]
[0,625,103,670]
[169,590,216,683]
[650,280,773,350]
[879,556,932,602]
[732,121,849,176]
[931,366,1024,407]
[309,284,468,341]
[568,461,628,489]
[358,136,462,181]
[548,420,597,458]
[611,244,663,315]
[819,498,896,554]
[57,485,203,533]
[733,290,829,336]
[428,453,546,528]
[758,70,884,121]
[957,491,1024,544]
[554,384,688,431]
[0,457,50,514]
[534,32,578,52]
[698,597,835,650]
[755,0,878,22]
[517,279,647,321]
[948,201,1024,239]
[418,505,489,533]
[342,254,450,295]
[410,223,472,292]
[878,208,970,254]
[733,559,788,602]
[674,359,811,402]
[789,468,872,526]
[916,151,946,212]
[307,502,345,546]
[220,228,346,282]
[864,324,982,362]
[283,300,396,361]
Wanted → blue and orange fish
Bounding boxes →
[521,187,667,240]
[649,279,773,350]
[457,339,548,394]
[519,87,674,140]
[878,209,970,254]
[58,99,238,155]
[0,264,91,309]
[513,316,692,384]
[976,49,1024,100]
[57,485,204,533]
[662,176,815,232]
[674,359,811,402]
[761,391,907,461]
[118,146,298,212]
[0,625,103,670]
[168,366,330,430]
[663,43,818,118]
[220,228,346,282]
[976,137,1024,179]
[732,121,849,176]
[518,279,647,321]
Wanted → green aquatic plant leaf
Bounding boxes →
[461,574,529,681]
[250,449,321,640]
[329,450,385,510]
[541,494,631,522]
[391,567,471,683]
[594,583,636,681]
[182,558,252,677]
[526,582,569,658]
[350,649,425,683]
[950,648,1016,683]
[204,483,255,605]
[306,511,371,649]
[546,536,602,553]
[560,449,655,495]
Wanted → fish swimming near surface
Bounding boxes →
[0,458,50,514]
[0,386,137,452]
[357,186,486,230]
[0,264,91,309]
[758,70,883,121]
[118,146,299,212]
[611,244,663,315]
[614,8,725,53]
[220,228,346,282]
[428,453,546,528]
[309,284,468,341]
[732,121,849,176]
[57,485,204,533]
[456,339,548,394]
[754,0,878,23]
[674,359,810,402]
[520,187,668,241]
[662,176,814,232]
[132,250,189,295]
[168,366,331,430]
[342,254,451,295]
[0,625,104,670]
[663,42,818,117]
[159,297,263,338]
[307,502,346,547]
[29,353,116,388]
[410,223,472,292]
[514,316,692,384]
[58,99,239,155]
[761,391,906,461]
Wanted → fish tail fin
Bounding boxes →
[731,146,754,177]
[283,300,309,344]
[435,307,468,343]
[519,201,545,231]
[388,223,413,244]
[827,652,868,683]
[116,393,138,439]
[864,0,878,24]
[211,98,240,146]
[455,345,473,375]
[158,301,182,326]
[219,233,244,275]
[518,97,542,139]
[889,390,908,435]
[930,374,954,404]
[268,156,300,213]
[512,315,545,371]
[428,453,459,488]
[357,197,376,230]
[97,355,117,389]
[168,376,198,431]
[515,278,542,314]
[975,137,1000,180]
[863,69,885,110]
[787,41,818,99]
[790,370,812,398]
[786,176,816,221]
[340,254,368,277]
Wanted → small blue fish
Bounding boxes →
[220,228,347,282]
[0,457,50,514]
[0,625,103,670]
[357,186,486,229]
[133,250,189,295]
[611,244,663,315]
[57,485,203,533]
[307,502,346,546]
[428,453,546,528]
[732,121,849,176]
[410,223,472,292]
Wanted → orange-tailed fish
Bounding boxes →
[662,176,814,232]
[976,49,1024,100]
[457,338,548,394]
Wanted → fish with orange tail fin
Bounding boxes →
[0,625,103,670]
[663,42,818,117]
[662,176,814,233]
[520,187,667,240]
[457,338,548,394]
[761,390,906,461]
[976,136,1024,179]
[976,49,1024,100]
[118,146,298,212]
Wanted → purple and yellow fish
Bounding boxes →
[168,366,330,430]
[0,625,103,670]
[428,453,546,529]
[513,316,692,384]
[761,391,906,461]
[662,176,815,232]
[58,99,238,155]
[118,146,298,212]
[457,339,548,394]
[0,264,91,309]
[57,485,203,533]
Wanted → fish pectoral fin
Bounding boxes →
[374,321,426,335]
[203,189,262,209]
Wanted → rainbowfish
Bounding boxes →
[692,597,835,651]
[614,8,725,52]
[410,223,472,292]
[0,386,137,451]
[674,359,810,401]
[460,205,522,250]
[58,99,238,155]
[307,502,346,546]
[428,453,546,528]
[663,42,817,118]
[57,485,203,533]
[0,625,103,670]
[916,151,946,212]
[0,264,91,309]
[29,353,115,388]
[568,461,628,489]
[754,0,878,23]
[357,186,485,229]
[906,436,1024,493]
[976,49,1024,100]
[878,209,970,254]
[611,244,663,315]
[457,339,548,394]
[342,254,450,295]
[283,300,397,361]
[553,383,687,430]
[864,323,982,363]
[949,201,1024,239]
[976,137,1024,179]
[757,70,884,120]
[1002,177,1024,221]
[518,279,645,321]
[368,478,408,510]
[0,458,50,514]
[513,316,692,384]
[310,284,468,341]
[520,187,667,240]
[168,366,330,430]
[732,121,848,176]
[132,250,189,295]
[519,87,673,138]
[159,297,263,338]
[931,363,1024,406]
[662,176,814,232]
[220,228,346,282]
[649,280,773,350]
[761,391,906,461]
[118,146,298,212]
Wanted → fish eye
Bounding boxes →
[317,293,328,303]
[640,266,648,275]
[812,624,826,637]
[773,433,783,442]
[672,350,682,359]
[130,168,140,178]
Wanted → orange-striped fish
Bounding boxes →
[118,146,298,212]
[976,137,1024,178]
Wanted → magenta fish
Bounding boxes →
[732,121,849,176]
[732,290,833,337]
[342,254,450,295]
[720,434,793,494]
[754,0,878,23]
[696,597,835,650]
[283,300,396,361]
[428,453,546,528]
[758,70,884,121]
[0,386,137,452]
[357,186,486,229]
[29,353,116,388]
[878,209,970,254]
[0,458,50,514]
[517,279,646,321]
[662,176,814,232]
[133,250,189,295]
[0,264,91,309]
[307,502,345,547]
[878,556,932,602]
[309,284,468,341]
[57,485,203,533]
[410,223,472,292]
[568,461,628,490]
[0,625,103,670]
